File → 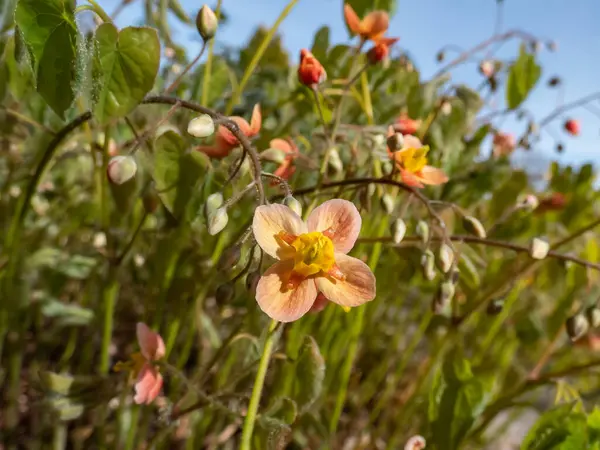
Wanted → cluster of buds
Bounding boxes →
[567,305,600,342]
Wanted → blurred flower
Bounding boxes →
[479,59,495,78]
[536,192,566,213]
[298,49,327,87]
[386,128,448,188]
[343,3,389,42]
[492,131,516,157]
[367,37,399,65]
[564,118,580,136]
[197,104,261,159]
[394,114,421,135]
[107,155,137,185]
[268,138,300,185]
[114,323,165,405]
[187,114,215,138]
[252,199,376,322]
[164,47,176,59]
[405,435,426,450]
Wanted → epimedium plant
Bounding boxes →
[1,0,600,449]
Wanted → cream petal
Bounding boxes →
[253,204,307,259]
[402,134,423,149]
[343,3,362,36]
[255,261,318,322]
[136,322,166,361]
[316,254,376,308]
[419,166,449,185]
[249,104,262,136]
[307,199,362,254]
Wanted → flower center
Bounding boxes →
[114,352,147,379]
[287,231,335,277]
[397,146,429,173]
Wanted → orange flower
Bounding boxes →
[298,49,327,87]
[394,114,421,135]
[269,138,300,186]
[367,37,399,64]
[344,3,389,42]
[387,128,448,188]
[252,199,376,322]
[197,104,261,159]
[492,131,516,157]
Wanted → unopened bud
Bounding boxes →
[519,194,539,211]
[260,148,286,164]
[530,237,550,260]
[367,183,376,197]
[405,435,426,450]
[416,220,429,245]
[204,192,224,221]
[433,280,455,312]
[107,156,137,185]
[217,245,242,271]
[215,282,235,303]
[421,250,436,281]
[283,196,302,217]
[487,298,504,316]
[440,100,452,116]
[548,76,561,87]
[328,148,343,173]
[479,60,495,78]
[196,5,218,42]
[246,270,261,296]
[438,243,454,273]
[436,51,445,62]
[462,215,486,238]
[208,208,228,235]
[391,219,407,244]
[381,194,394,214]
[386,132,404,152]
[566,313,589,341]
[187,114,215,138]
[587,307,600,328]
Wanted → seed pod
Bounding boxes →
[196,5,218,42]
[421,250,436,281]
[391,219,407,244]
[433,280,455,312]
[530,237,550,260]
[215,282,235,303]
[328,148,343,173]
[386,132,404,152]
[487,298,504,316]
[245,270,261,296]
[462,215,486,238]
[217,245,242,271]
[107,156,137,185]
[416,220,429,245]
[518,194,539,211]
[438,243,454,273]
[208,208,228,235]
[187,114,215,137]
[283,196,302,217]
[381,194,394,214]
[587,306,600,328]
[566,313,589,341]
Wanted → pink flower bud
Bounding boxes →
[107,156,137,185]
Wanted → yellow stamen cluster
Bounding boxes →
[278,231,335,278]
[396,146,429,173]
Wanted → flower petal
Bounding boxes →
[361,11,389,40]
[196,137,233,159]
[134,363,163,404]
[249,104,262,136]
[307,199,361,254]
[218,116,252,146]
[316,254,376,307]
[270,138,293,154]
[310,292,329,313]
[418,166,449,185]
[136,322,166,360]
[343,3,362,35]
[253,204,307,259]
[255,261,318,322]
[402,134,423,150]
[399,169,425,188]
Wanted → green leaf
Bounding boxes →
[254,417,292,450]
[506,44,541,110]
[292,336,325,413]
[265,397,298,425]
[521,403,583,450]
[153,131,209,221]
[4,35,33,99]
[311,26,330,62]
[40,298,94,327]
[94,24,160,124]
[27,248,98,279]
[14,0,77,118]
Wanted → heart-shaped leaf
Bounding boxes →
[292,336,325,413]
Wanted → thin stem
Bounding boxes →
[2,107,56,135]
[260,172,292,197]
[87,0,113,23]
[240,319,279,450]
[539,92,600,128]
[99,277,119,374]
[223,181,257,208]
[164,42,208,95]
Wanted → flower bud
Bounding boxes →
[405,435,426,450]
[260,148,286,164]
[215,282,235,303]
[107,156,137,185]
[421,250,436,281]
[487,298,504,316]
[530,237,550,260]
[391,219,407,244]
[217,244,242,271]
[438,243,454,273]
[564,119,580,136]
[204,192,224,220]
[566,313,589,341]
[283,196,302,217]
[196,5,218,42]
[298,49,326,87]
[381,194,394,214]
[208,208,228,235]
[462,215,486,239]
[367,183,376,197]
[386,132,404,152]
[440,100,452,116]
[587,307,600,329]
[367,42,389,65]
[187,114,215,138]
[416,220,429,245]
[328,148,343,173]
[518,194,539,211]
[479,60,495,78]
[246,270,261,296]
[433,280,455,312]
[546,40,558,52]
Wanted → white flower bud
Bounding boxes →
[405,435,426,450]
[187,114,215,138]
[416,220,429,245]
[566,313,589,341]
[421,250,436,281]
[196,5,218,42]
[391,219,407,244]
[530,237,550,260]
[208,208,228,235]
[283,196,303,217]
[107,155,137,185]
[462,215,486,239]
[381,194,394,214]
[438,243,454,273]
[328,148,343,173]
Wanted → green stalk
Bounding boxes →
[87,0,113,23]
[225,0,300,114]
[200,0,222,106]
[239,319,279,449]
[100,277,119,374]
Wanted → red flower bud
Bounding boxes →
[298,49,326,87]
[367,42,389,64]
[536,192,567,214]
[564,119,580,136]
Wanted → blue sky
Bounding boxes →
[101,0,599,170]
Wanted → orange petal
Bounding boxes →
[196,140,233,159]
[134,363,163,404]
[136,322,165,361]
[253,204,307,259]
[361,11,389,40]
[270,138,293,154]
[376,37,400,46]
[249,104,262,136]
[307,199,362,254]
[399,169,425,188]
[255,261,318,322]
[343,3,362,36]
[418,166,449,185]
[316,254,375,308]
[310,292,329,313]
